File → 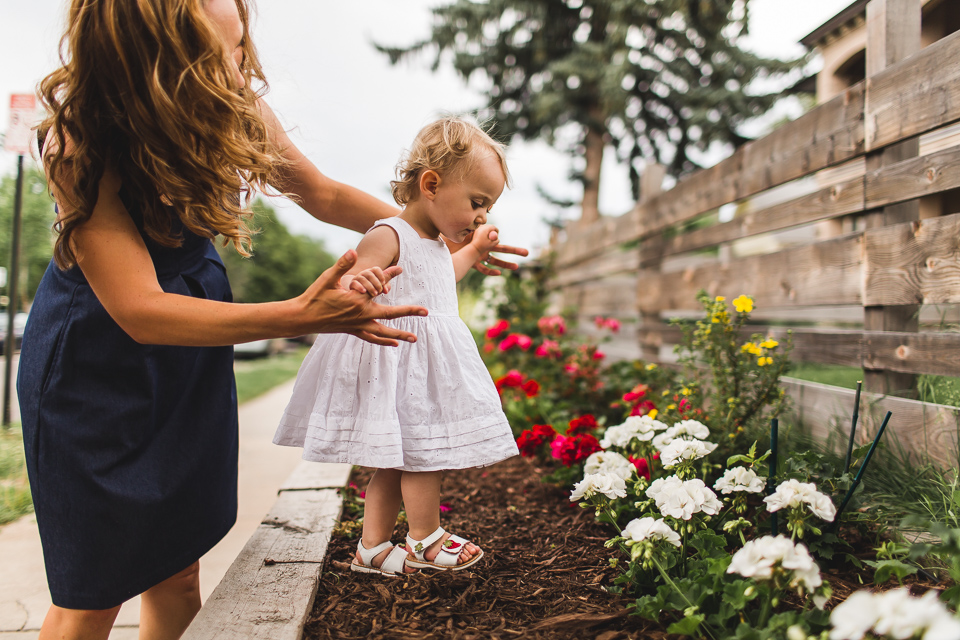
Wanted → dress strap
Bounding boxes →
[371,217,427,270]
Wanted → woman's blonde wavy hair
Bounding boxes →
[391,117,511,206]
[39,0,285,269]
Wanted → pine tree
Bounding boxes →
[378,0,802,221]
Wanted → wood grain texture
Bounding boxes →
[865,143,960,208]
[783,377,960,470]
[550,247,641,288]
[561,277,638,316]
[864,213,960,305]
[183,489,342,640]
[636,234,864,313]
[866,29,960,151]
[863,330,960,376]
[279,461,352,492]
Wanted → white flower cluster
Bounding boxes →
[829,588,960,640]
[600,415,669,448]
[583,451,635,480]
[764,479,837,522]
[622,517,681,547]
[714,467,766,494]
[646,476,723,520]
[727,535,824,600]
[570,472,628,502]
[660,438,718,469]
[653,419,711,450]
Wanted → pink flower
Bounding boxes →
[593,350,605,360]
[535,339,562,358]
[498,334,519,351]
[516,334,533,350]
[537,315,567,336]
[604,318,621,332]
[565,363,580,376]
[485,320,509,339]
[623,385,648,403]
[439,503,452,512]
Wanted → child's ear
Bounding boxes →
[419,170,441,201]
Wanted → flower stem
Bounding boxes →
[650,556,719,640]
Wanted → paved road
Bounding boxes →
[0,356,305,639]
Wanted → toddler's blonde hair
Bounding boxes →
[391,117,512,206]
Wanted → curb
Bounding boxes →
[183,461,352,640]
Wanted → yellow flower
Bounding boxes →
[667,404,676,410]
[733,295,754,314]
[662,390,670,397]
[645,363,657,371]
[681,387,690,396]
[648,409,658,420]
[715,296,726,302]
[741,342,756,353]
[758,356,773,366]
[760,339,779,349]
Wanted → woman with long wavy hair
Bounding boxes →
[18,0,525,638]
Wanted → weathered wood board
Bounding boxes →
[279,461,352,492]
[183,489,342,640]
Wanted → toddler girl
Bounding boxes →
[274,117,519,575]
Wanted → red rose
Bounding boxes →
[516,424,556,457]
[522,380,540,398]
[498,334,519,351]
[495,369,524,393]
[486,319,509,339]
[516,334,533,350]
[567,414,598,435]
[551,433,601,466]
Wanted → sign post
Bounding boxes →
[3,93,37,428]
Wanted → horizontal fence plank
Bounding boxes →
[866,29,960,151]
[560,277,638,317]
[636,234,864,313]
[550,247,640,288]
[783,377,959,470]
[863,330,960,377]
[866,142,960,208]
[864,212,960,305]
[650,177,864,260]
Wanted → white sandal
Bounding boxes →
[350,539,411,577]
[405,526,484,571]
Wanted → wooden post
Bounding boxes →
[863,0,922,398]
[637,164,666,363]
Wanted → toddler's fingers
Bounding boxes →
[357,276,382,297]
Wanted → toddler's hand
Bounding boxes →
[343,267,391,297]
[470,224,500,259]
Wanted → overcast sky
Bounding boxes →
[0,0,853,257]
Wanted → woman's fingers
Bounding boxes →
[491,243,529,258]
[316,250,358,291]
[367,301,427,322]
[485,254,521,271]
[352,319,418,344]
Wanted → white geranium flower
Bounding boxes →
[829,588,960,640]
[660,438,718,468]
[600,415,668,448]
[583,451,634,480]
[570,472,627,502]
[653,420,710,450]
[764,479,837,522]
[728,535,822,594]
[622,517,682,547]
[714,467,766,494]
[647,476,722,520]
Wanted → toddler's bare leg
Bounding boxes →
[400,471,479,563]
[358,468,414,570]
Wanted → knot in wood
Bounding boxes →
[830,186,841,201]
[896,345,910,360]
[926,167,937,183]
[927,258,937,272]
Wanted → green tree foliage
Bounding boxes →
[217,199,336,303]
[0,167,57,310]
[378,0,802,217]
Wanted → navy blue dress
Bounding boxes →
[17,189,239,610]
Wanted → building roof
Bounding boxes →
[800,0,868,49]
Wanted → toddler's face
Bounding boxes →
[432,152,506,243]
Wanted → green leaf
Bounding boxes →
[667,614,705,636]
[865,559,918,584]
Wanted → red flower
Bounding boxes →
[486,319,509,339]
[678,397,691,414]
[629,400,657,417]
[550,433,602,466]
[522,380,540,398]
[593,350,606,360]
[593,316,621,333]
[498,334,519,351]
[516,334,533,350]
[516,424,556,457]
[628,456,651,481]
[535,339,562,358]
[483,343,494,353]
[564,362,580,376]
[567,414,599,435]
[623,384,649,403]
[495,369,524,393]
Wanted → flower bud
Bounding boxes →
[786,626,806,640]
[743,586,755,598]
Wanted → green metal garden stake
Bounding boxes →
[769,418,778,536]
[830,411,892,532]
[843,381,862,473]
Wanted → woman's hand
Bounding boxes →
[295,250,427,347]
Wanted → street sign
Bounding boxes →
[4,94,38,155]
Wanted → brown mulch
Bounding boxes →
[303,456,946,640]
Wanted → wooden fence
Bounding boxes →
[547,0,960,469]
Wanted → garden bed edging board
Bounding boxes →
[182,461,351,640]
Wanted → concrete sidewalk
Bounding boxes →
[0,373,306,639]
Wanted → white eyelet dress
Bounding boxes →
[274,217,519,471]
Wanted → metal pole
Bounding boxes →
[3,154,24,428]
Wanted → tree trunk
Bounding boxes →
[581,123,604,224]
